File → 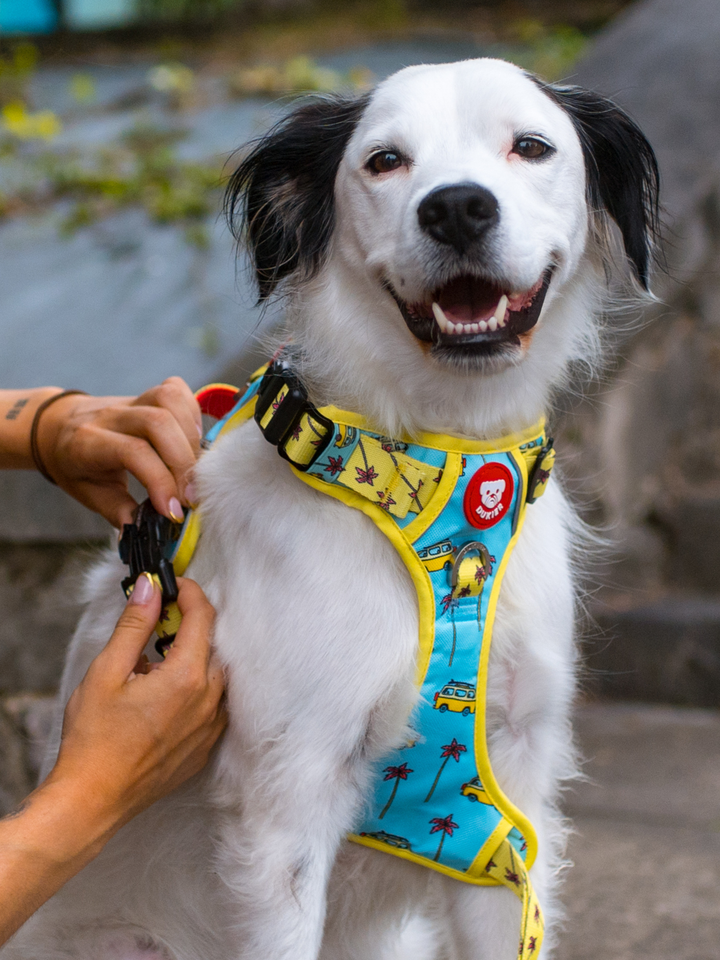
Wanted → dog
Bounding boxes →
[5,58,658,960]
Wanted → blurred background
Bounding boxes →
[1,0,719,956]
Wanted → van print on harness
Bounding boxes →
[433,682,477,715]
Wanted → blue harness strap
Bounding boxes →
[349,442,534,874]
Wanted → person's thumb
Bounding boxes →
[95,573,162,682]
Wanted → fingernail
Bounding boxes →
[130,572,155,605]
[196,422,203,438]
[168,497,184,523]
[185,481,198,506]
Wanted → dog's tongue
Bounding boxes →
[437,275,504,324]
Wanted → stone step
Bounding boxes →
[655,496,720,595]
[588,596,720,707]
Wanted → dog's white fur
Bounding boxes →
[4,59,652,960]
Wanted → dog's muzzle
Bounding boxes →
[387,268,554,363]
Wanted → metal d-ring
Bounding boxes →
[450,541,491,589]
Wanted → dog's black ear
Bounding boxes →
[535,81,660,289]
[224,93,371,301]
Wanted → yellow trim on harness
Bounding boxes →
[323,405,546,454]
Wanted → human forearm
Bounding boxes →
[0,379,201,526]
[0,578,224,948]
[0,388,62,469]
[0,776,120,945]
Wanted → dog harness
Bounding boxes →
[120,359,555,960]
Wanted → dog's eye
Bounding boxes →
[366,151,404,174]
[512,137,555,161]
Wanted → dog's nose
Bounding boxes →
[417,183,499,253]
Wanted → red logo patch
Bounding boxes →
[464,462,514,529]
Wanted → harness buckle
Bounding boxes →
[254,360,334,471]
[119,500,182,654]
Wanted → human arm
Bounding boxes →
[0,575,225,946]
[0,379,202,527]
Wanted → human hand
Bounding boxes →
[47,576,226,833]
[35,379,202,528]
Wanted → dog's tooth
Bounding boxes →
[471,323,479,333]
[479,320,488,332]
[432,302,452,334]
[494,295,509,324]
[488,316,498,332]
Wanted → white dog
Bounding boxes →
[5,58,658,960]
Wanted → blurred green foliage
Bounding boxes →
[0,45,374,240]
[0,42,37,106]
[505,20,588,80]
[230,55,372,97]
[0,47,220,243]
[69,73,97,104]
[47,126,220,245]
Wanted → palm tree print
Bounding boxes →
[429,814,458,862]
[378,762,413,819]
[440,592,460,666]
[354,438,379,485]
[424,738,467,802]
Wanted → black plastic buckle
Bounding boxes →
[118,499,181,603]
[254,360,334,471]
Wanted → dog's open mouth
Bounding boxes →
[389,269,553,360]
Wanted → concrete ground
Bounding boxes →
[556,703,720,960]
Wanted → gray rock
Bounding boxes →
[556,0,720,667]
[0,542,95,694]
[588,597,720,706]
[0,703,32,816]
[575,0,720,224]
[3,694,57,785]
[656,496,720,594]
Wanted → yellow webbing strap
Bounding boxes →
[483,837,544,958]
[259,383,440,520]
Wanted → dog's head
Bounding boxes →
[227,59,659,434]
